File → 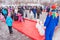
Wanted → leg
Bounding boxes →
[37,14,39,19]
[8,27,11,34]
[22,16,25,22]
[45,27,51,40]
[23,12,25,19]
[20,16,23,22]
[18,16,20,22]
[10,26,13,34]
[49,27,55,40]
[8,26,13,34]
[34,13,36,18]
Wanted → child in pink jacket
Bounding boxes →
[17,13,23,22]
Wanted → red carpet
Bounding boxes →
[13,19,45,40]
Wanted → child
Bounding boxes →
[17,7,24,22]
[6,13,13,34]
[17,13,23,22]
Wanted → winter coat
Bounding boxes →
[6,16,13,27]
[2,8,8,15]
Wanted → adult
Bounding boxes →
[2,8,8,19]
[31,6,37,18]
[44,4,59,40]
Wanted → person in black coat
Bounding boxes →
[46,6,50,13]
[36,6,43,19]
[18,7,25,21]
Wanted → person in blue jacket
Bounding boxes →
[31,7,37,18]
[2,8,8,19]
[44,4,59,40]
[6,13,13,34]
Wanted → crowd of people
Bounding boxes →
[0,4,60,40]
[0,5,60,21]
[0,6,44,35]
